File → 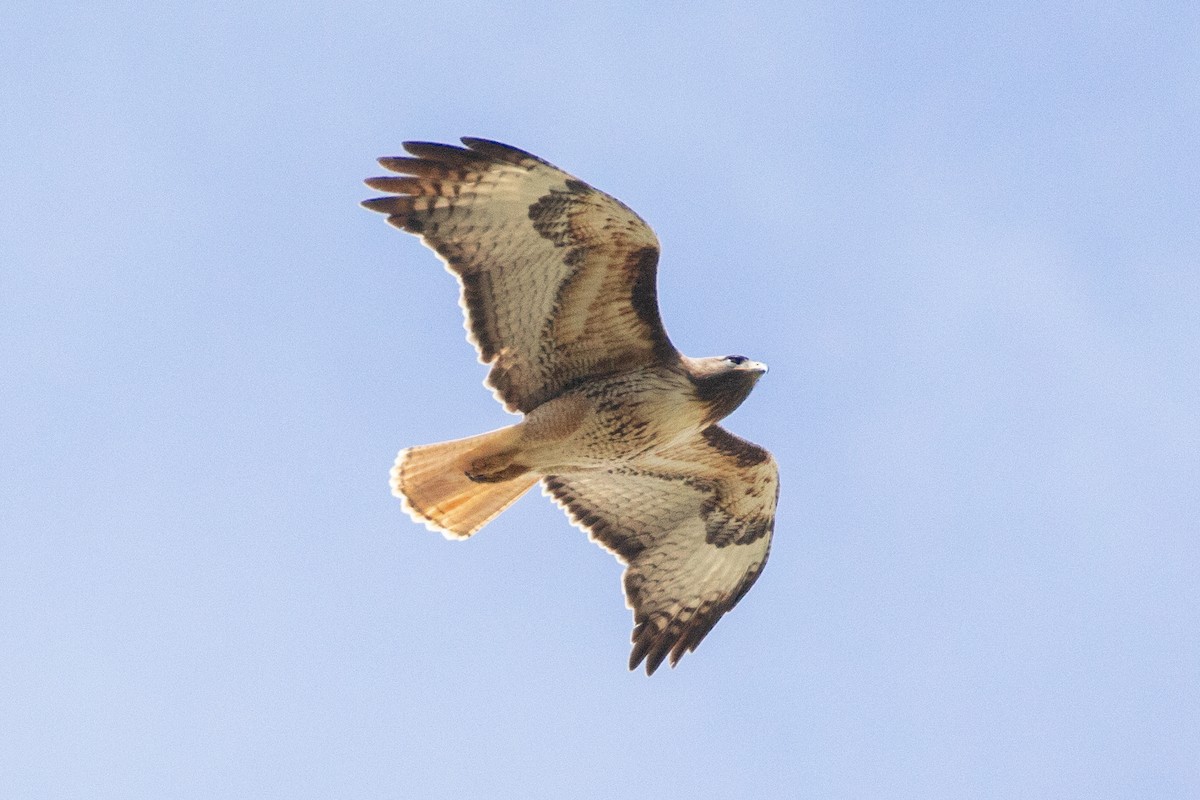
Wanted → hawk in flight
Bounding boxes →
[363,138,779,674]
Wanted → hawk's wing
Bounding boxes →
[543,426,779,674]
[363,138,677,414]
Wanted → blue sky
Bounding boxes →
[2,2,1198,798]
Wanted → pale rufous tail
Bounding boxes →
[390,425,537,539]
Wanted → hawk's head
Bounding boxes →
[684,354,768,424]
[718,354,768,375]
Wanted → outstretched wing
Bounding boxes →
[363,138,677,414]
[543,426,779,674]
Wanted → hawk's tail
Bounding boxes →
[390,426,537,539]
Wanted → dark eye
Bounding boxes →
[725,355,748,365]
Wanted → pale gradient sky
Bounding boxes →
[2,2,1198,798]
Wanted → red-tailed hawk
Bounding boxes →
[363,138,779,674]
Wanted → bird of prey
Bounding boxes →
[362,138,779,674]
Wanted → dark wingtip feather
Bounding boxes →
[360,196,406,214]
[402,140,464,155]
[363,176,421,193]
[401,140,486,165]
[629,623,653,673]
[643,637,673,675]
[377,156,421,173]
[629,620,676,676]
[460,137,541,164]
[386,215,420,233]
[376,157,463,178]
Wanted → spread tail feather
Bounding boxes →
[390,426,537,539]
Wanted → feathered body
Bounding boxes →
[364,138,779,674]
